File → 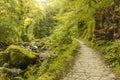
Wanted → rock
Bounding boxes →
[0,70,9,80]
[29,42,40,52]
[38,51,54,61]
[0,52,9,66]
[39,51,51,58]
[0,67,23,75]
[2,45,38,69]
[24,46,31,50]
[17,42,41,53]
[13,76,24,80]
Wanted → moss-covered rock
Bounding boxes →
[0,52,9,66]
[6,45,37,69]
[0,67,24,80]
[0,45,38,69]
[0,70,9,80]
[2,67,22,75]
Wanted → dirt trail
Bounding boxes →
[61,40,118,80]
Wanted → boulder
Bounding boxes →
[0,67,22,76]
[0,52,9,66]
[0,45,37,69]
[38,51,54,62]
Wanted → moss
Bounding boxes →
[0,70,9,80]
[7,45,37,68]
[0,45,37,69]
[0,52,9,66]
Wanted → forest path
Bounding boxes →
[61,40,118,80]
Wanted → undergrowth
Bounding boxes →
[85,39,120,73]
[24,40,79,80]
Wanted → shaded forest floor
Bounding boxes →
[61,40,119,80]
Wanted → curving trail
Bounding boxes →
[61,40,118,80]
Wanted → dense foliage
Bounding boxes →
[53,0,120,75]
[33,2,58,39]
[0,0,120,80]
[0,0,43,45]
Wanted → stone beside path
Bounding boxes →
[61,40,118,80]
